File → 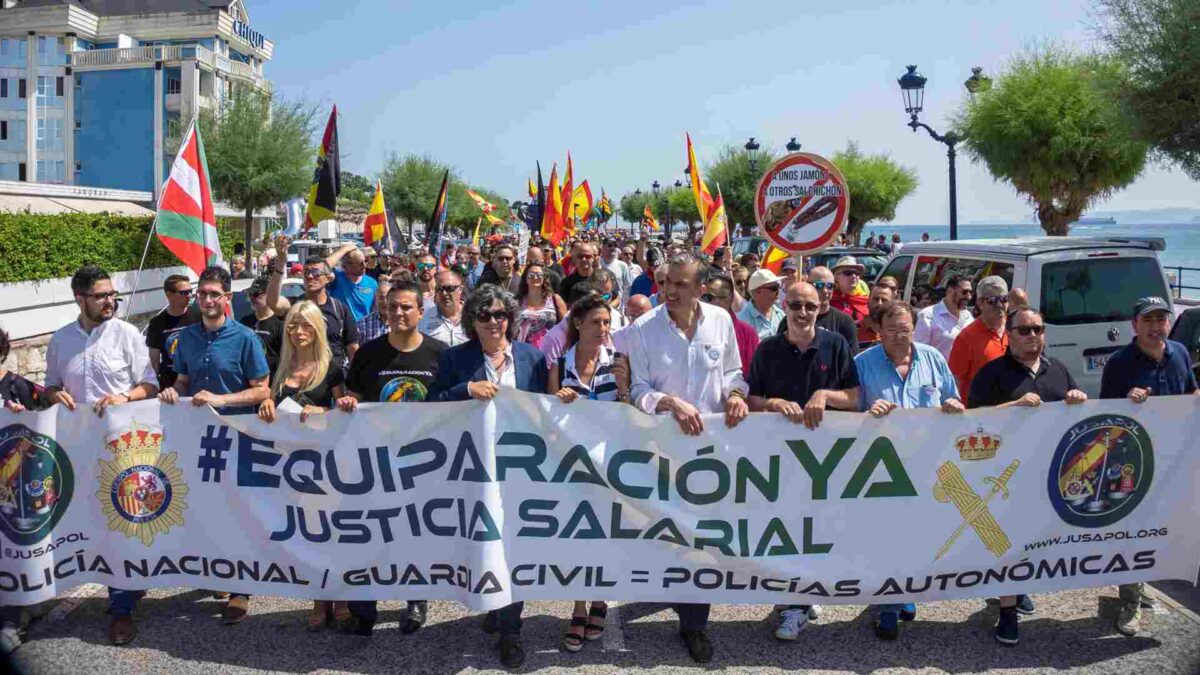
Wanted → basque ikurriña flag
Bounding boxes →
[303,106,340,233]
[153,119,222,275]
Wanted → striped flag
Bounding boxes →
[362,180,386,247]
[761,245,790,273]
[303,106,340,233]
[427,170,450,257]
[541,163,565,245]
[686,133,716,223]
[153,118,221,274]
[701,184,729,254]
[642,204,659,231]
[465,189,497,214]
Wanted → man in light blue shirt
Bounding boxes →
[326,243,379,323]
[737,269,786,338]
[852,299,964,641]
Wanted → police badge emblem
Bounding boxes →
[0,424,74,546]
[97,424,188,546]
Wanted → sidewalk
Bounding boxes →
[9,584,1200,674]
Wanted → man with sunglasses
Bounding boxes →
[326,243,379,324]
[829,256,869,330]
[479,244,522,295]
[45,265,159,647]
[948,276,1010,402]
[802,266,859,355]
[239,275,286,376]
[145,274,200,390]
[270,236,360,371]
[748,281,860,641]
[738,269,786,339]
[559,242,599,304]
[967,307,1086,645]
[915,274,974,360]
[419,270,468,346]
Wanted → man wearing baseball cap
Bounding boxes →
[1100,295,1197,637]
[738,269,786,339]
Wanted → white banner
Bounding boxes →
[3,392,1199,609]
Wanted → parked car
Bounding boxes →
[806,247,889,279]
[874,237,1172,396]
[731,237,770,258]
[230,276,306,321]
[1168,306,1200,378]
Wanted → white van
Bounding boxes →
[873,237,1172,396]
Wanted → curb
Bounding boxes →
[1147,585,1200,627]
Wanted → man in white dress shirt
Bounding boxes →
[43,265,158,647]
[627,253,749,664]
[914,274,974,360]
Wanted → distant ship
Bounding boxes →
[1071,216,1117,226]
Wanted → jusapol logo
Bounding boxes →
[1048,415,1153,528]
[0,424,74,547]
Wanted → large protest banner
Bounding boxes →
[3,392,1199,609]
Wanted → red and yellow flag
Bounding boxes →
[761,244,790,273]
[303,106,340,233]
[686,132,716,223]
[559,152,574,230]
[362,180,386,246]
[642,204,660,230]
[569,180,593,231]
[541,163,566,245]
[465,189,497,214]
[701,184,728,254]
[527,177,536,199]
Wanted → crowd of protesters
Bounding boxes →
[0,226,1193,669]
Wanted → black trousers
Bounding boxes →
[347,599,427,624]
[675,603,710,632]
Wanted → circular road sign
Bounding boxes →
[754,152,850,255]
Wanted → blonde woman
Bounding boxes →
[256,301,347,630]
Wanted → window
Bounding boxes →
[36,76,50,98]
[74,118,80,129]
[0,120,6,140]
[167,78,181,95]
[75,160,81,172]
[18,162,25,181]
[877,255,913,292]
[911,256,1015,309]
[35,160,64,183]
[18,78,25,99]
[1040,257,1169,326]
[37,36,47,56]
[0,78,6,98]
[35,118,62,151]
[74,74,81,89]
[55,76,63,97]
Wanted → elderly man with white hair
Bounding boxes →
[948,275,1010,402]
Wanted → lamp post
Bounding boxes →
[652,180,671,239]
[744,137,761,174]
[897,65,985,242]
[786,137,802,153]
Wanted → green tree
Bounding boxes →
[667,187,702,242]
[379,153,457,240]
[1095,0,1200,179]
[955,47,1149,235]
[831,142,918,245]
[202,88,318,254]
[706,145,780,237]
[339,170,374,206]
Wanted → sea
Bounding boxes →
[871,223,1200,271]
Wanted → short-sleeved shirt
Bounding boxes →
[46,318,157,405]
[968,352,1077,408]
[1100,339,1197,399]
[559,344,620,401]
[948,319,1008,403]
[738,301,785,340]
[748,329,859,405]
[145,305,200,389]
[239,312,284,376]
[172,319,270,414]
[854,341,960,410]
[814,308,859,356]
[315,295,359,368]
[328,269,378,323]
[346,334,447,402]
[277,360,344,408]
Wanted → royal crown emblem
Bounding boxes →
[97,423,188,546]
[955,427,1001,461]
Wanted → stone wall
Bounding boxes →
[5,310,157,386]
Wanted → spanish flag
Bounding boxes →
[541,163,566,245]
[642,204,659,230]
[701,184,729,254]
[527,177,536,199]
[686,132,716,223]
[303,106,340,233]
[560,152,574,232]
[762,244,790,273]
[570,181,593,229]
[465,189,497,214]
[362,180,386,247]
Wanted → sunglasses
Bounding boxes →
[756,284,780,293]
[82,291,120,301]
[286,322,316,333]
[303,268,327,278]
[169,288,193,296]
[1011,324,1045,336]
[701,293,730,302]
[812,281,834,291]
[838,270,860,277]
[494,257,515,263]
[435,285,462,294]
[981,294,1010,306]
[786,301,821,313]
[526,272,545,280]
[416,263,437,271]
[475,310,509,324]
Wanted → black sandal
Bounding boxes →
[585,603,608,641]
[562,615,587,652]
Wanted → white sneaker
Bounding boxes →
[774,608,810,641]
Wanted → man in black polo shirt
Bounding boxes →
[968,307,1087,646]
[1100,296,1198,637]
[747,280,859,641]
[782,266,858,355]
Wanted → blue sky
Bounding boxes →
[249,0,1199,225]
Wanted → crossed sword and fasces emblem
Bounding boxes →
[933,459,1021,560]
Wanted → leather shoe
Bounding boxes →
[498,634,526,670]
[222,596,249,625]
[402,601,428,635]
[109,615,135,646]
[339,616,374,637]
[681,629,713,663]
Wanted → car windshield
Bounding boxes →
[1041,257,1168,325]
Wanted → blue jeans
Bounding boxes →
[107,588,145,616]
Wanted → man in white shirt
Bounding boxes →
[419,270,468,347]
[600,238,632,303]
[626,253,748,664]
[43,265,158,647]
[914,274,974,360]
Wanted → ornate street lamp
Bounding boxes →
[897,64,978,241]
[674,179,682,188]
[785,137,801,153]
[744,137,761,173]
[651,180,661,195]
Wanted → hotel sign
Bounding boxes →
[232,20,265,50]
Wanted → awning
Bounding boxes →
[0,194,154,217]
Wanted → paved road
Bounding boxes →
[7,584,1200,674]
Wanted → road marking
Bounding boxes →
[602,601,628,652]
[1146,586,1200,627]
[44,583,106,625]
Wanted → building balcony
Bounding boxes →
[70,44,265,89]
